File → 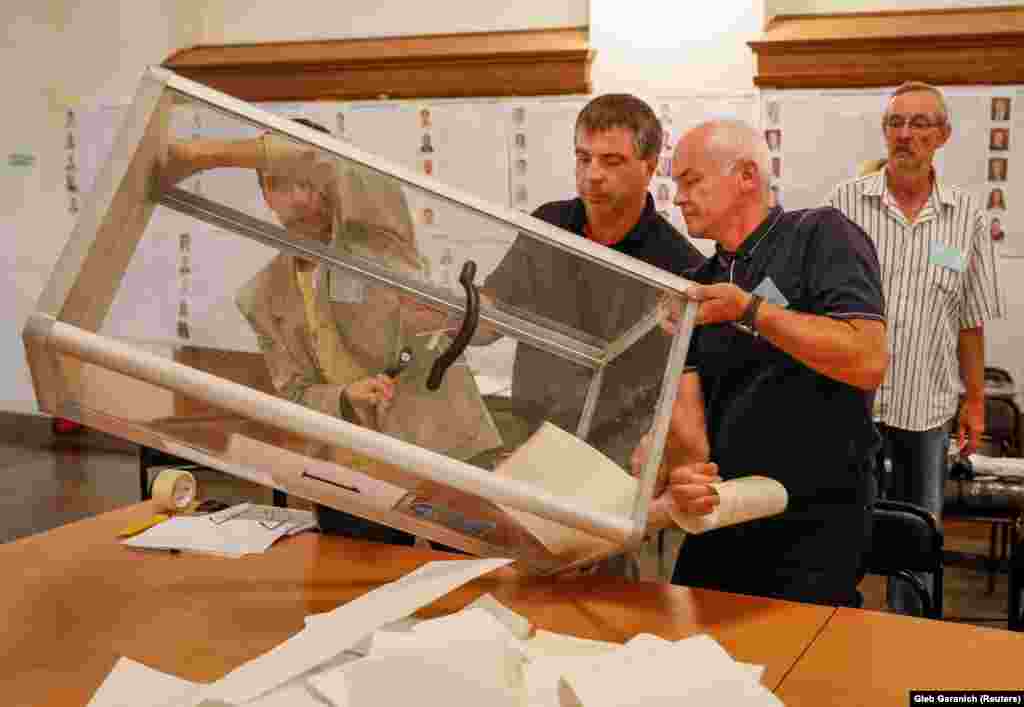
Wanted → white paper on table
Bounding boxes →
[409,607,527,687]
[557,633,780,707]
[122,516,294,557]
[86,657,200,707]
[464,593,532,640]
[668,476,788,534]
[524,630,621,660]
[193,558,512,705]
[521,633,623,707]
[359,627,524,696]
[204,503,317,537]
[242,682,327,707]
[311,654,520,707]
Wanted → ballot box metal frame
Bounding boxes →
[23,66,699,574]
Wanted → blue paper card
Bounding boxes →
[752,276,789,308]
[929,241,966,272]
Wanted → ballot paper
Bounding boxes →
[667,476,788,534]
[89,567,776,707]
[465,592,533,640]
[121,515,298,558]
[494,422,788,559]
[86,658,199,707]
[557,634,780,707]
[310,610,527,706]
[195,558,513,705]
[203,503,317,536]
[306,599,774,707]
[86,558,512,707]
[314,654,520,707]
[494,422,636,560]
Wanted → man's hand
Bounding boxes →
[686,283,752,327]
[666,462,721,516]
[958,398,985,457]
[659,284,752,334]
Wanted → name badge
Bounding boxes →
[752,276,789,308]
[928,241,966,273]
[329,270,367,304]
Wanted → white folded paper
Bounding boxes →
[86,658,199,707]
[557,634,781,707]
[668,476,788,534]
[465,592,533,640]
[122,515,297,558]
[310,609,527,706]
[86,558,512,707]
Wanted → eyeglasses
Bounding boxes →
[884,114,945,132]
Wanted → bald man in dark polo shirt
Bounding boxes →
[647,119,887,606]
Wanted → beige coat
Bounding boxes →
[235,156,501,465]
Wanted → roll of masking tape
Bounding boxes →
[151,468,198,512]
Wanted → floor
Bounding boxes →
[0,413,1017,632]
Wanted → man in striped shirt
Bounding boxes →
[828,81,1005,615]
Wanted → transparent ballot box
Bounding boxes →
[24,67,698,573]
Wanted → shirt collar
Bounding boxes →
[571,193,660,247]
[713,205,784,264]
[865,166,956,208]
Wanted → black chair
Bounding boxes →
[985,366,1014,386]
[1010,531,1024,631]
[982,397,1021,458]
[861,499,945,619]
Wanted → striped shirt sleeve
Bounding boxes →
[960,203,1005,328]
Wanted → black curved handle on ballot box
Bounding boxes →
[426,260,479,391]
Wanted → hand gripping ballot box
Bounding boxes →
[24,67,697,573]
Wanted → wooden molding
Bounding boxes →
[750,6,1024,88]
[163,27,592,101]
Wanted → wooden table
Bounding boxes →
[776,607,1024,706]
[0,502,833,706]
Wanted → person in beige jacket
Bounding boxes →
[160,118,502,544]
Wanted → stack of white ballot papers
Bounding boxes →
[87,558,782,707]
[121,503,316,558]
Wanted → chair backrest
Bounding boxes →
[985,366,1014,385]
[985,397,1021,456]
[864,500,944,575]
[861,499,944,618]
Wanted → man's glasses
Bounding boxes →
[884,114,945,132]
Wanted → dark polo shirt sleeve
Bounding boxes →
[803,207,886,323]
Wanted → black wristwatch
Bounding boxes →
[740,294,764,335]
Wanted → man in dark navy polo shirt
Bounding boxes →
[649,119,888,606]
[483,94,704,468]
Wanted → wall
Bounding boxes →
[3,0,763,414]
[590,0,762,94]
[2,0,205,413]
[6,0,1022,412]
[197,0,588,43]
